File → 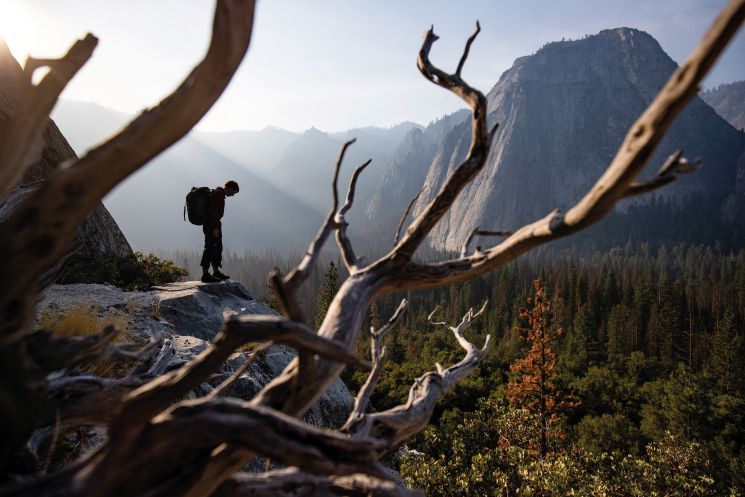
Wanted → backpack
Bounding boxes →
[184,186,211,225]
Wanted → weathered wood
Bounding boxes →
[343,299,407,431]
[214,468,420,497]
[344,304,490,443]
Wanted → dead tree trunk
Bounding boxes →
[0,0,743,495]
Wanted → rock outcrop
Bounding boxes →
[0,38,131,259]
[36,280,355,428]
[369,28,745,252]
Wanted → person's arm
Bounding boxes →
[208,191,223,230]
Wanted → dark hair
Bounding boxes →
[225,180,239,192]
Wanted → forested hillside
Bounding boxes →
[357,244,745,495]
[173,242,745,495]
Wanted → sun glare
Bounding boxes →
[0,3,36,63]
[0,3,65,66]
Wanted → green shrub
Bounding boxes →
[576,412,644,455]
[59,252,187,291]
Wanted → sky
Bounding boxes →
[0,0,743,133]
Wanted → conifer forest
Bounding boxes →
[170,243,745,495]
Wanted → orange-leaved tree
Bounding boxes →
[506,280,579,457]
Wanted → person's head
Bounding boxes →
[224,180,239,197]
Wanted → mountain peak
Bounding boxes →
[303,126,329,139]
[532,26,662,58]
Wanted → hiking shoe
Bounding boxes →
[213,270,231,280]
[201,273,220,283]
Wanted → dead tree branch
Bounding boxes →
[460,228,513,257]
[336,159,372,272]
[252,3,745,429]
[345,304,491,444]
[395,21,491,259]
[343,299,407,431]
[112,314,369,439]
[393,189,422,246]
[623,149,700,198]
[215,468,420,497]
[284,139,357,294]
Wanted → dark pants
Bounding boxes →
[200,224,223,269]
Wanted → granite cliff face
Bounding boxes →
[406,28,745,251]
[0,39,131,259]
[363,110,469,244]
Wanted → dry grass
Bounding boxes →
[39,305,133,377]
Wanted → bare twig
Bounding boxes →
[395,23,490,259]
[460,228,513,257]
[623,149,701,198]
[284,139,356,293]
[336,159,372,271]
[332,139,357,212]
[114,313,370,441]
[456,21,481,78]
[394,189,422,246]
[343,299,407,431]
[338,159,372,219]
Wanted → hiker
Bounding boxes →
[200,180,239,283]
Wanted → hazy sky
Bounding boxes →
[1,1,743,132]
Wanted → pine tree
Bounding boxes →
[506,279,578,457]
[706,307,745,396]
[314,261,340,329]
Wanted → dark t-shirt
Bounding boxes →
[207,187,226,228]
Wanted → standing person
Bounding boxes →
[201,180,239,283]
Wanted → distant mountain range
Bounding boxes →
[53,100,325,252]
[51,27,745,255]
[51,100,430,252]
[702,80,745,131]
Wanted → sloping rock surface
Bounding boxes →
[0,38,131,259]
[36,280,354,428]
